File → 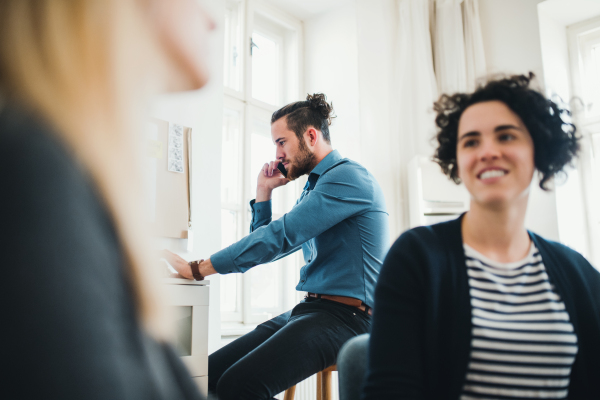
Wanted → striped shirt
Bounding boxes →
[460,243,578,400]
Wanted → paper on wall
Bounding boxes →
[168,122,185,173]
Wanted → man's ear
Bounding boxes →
[305,128,319,147]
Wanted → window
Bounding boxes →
[568,15,600,268]
[221,0,304,328]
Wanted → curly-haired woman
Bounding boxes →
[362,74,600,400]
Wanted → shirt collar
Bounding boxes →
[310,149,342,177]
[305,150,341,191]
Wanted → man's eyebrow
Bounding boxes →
[274,137,285,145]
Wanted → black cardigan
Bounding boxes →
[362,216,600,399]
[0,104,203,399]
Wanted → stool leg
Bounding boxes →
[321,370,332,400]
[283,385,296,400]
[316,371,323,400]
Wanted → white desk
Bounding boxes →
[163,278,210,397]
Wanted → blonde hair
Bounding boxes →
[0,0,168,337]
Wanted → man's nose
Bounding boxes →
[276,147,285,160]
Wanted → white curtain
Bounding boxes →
[434,0,486,93]
[434,0,467,93]
[463,0,487,90]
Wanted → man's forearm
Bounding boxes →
[200,258,217,277]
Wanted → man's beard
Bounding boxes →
[286,139,316,181]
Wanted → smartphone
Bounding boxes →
[277,162,288,178]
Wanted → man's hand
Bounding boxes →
[161,250,218,280]
[161,250,193,279]
[256,160,289,202]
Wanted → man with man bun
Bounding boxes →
[165,93,389,399]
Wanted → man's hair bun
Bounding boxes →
[271,92,336,144]
[306,93,334,126]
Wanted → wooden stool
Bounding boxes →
[283,364,337,400]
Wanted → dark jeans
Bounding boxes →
[208,297,371,400]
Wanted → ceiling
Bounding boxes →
[263,0,350,20]
[539,0,600,26]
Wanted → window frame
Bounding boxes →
[567,15,600,268]
[220,96,246,323]
[220,0,304,329]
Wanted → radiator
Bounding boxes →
[275,372,339,400]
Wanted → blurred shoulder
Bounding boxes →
[532,233,599,277]
[0,103,84,186]
[390,217,462,256]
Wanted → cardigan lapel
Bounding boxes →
[432,216,473,399]
[530,233,590,397]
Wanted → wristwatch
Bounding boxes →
[188,259,205,281]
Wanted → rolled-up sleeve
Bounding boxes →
[250,199,272,232]
[210,166,374,275]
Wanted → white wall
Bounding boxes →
[479,0,545,79]
[303,1,407,240]
[479,0,560,241]
[303,3,362,162]
[151,0,224,354]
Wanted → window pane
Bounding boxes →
[248,120,281,313]
[586,45,600,118]
[249,117,296,216]
[250,123,275,198]
[220,209,238,313]
[252,31,280,105]
[221,108,242,205]
[249,259,281,310]
[223,3,243,92]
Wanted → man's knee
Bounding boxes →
[216,366,265,400]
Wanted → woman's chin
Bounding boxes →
[472,193,513,210]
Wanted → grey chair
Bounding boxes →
[337,334,370,400]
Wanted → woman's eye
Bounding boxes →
[463,139,477,148]
[499,133,515,142]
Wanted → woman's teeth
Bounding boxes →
[480,170,506,180]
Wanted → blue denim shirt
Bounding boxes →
[211,150,390,307]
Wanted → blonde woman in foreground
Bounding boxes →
[0,1,213,399]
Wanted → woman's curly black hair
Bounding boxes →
[432,73,580,190]
[271,93,336,143]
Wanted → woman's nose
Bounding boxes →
[478,139,501,162]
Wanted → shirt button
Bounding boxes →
[301,280,305,282]
[228,270,232,273]
[257,210,261,213]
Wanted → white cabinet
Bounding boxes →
[408,156,470,228]
[163,279,210,397]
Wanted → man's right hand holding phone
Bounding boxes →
[256,160,289,202]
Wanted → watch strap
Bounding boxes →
[189,259,205,281]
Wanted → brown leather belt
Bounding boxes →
[307,293,372,316]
